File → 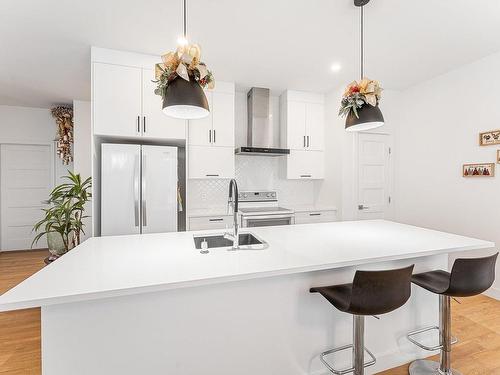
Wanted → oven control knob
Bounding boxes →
[271,192,276,197]
[266,193,271,197]
[243,193,248,198]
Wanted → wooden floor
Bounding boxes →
[0,250,499,374]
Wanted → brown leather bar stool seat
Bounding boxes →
[407,252,498,375]
[310,265,414,375]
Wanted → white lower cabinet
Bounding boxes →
[286,150,324,179]
[189,215,232,230]
[294,210,338,224]
[188,146,235,179]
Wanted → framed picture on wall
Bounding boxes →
[479,129,500,146]
[462,163,495,177]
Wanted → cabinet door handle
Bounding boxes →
[209,130,212,143]
[303,135,306,148]
[307,136,310,147]
[137,116,140,133]
[206,174,220,177]
[309,213,321,216]
[209,218,224,222]
[213,130,216,144]
[300,174,312,178]
[143,116,146,133]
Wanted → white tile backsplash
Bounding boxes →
[188,155,316,211]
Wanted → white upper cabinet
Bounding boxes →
[187,83,235,179]
[280,90,325,179]
[93,63,142,138]
[141,69,186,140]
[211,91,235,147]
[280,91,325,151]
[305,102,325,151]
[93,61,186,140]
[188,92,213,146]
[188,83,235,148]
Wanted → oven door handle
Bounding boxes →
[243,214,294,220]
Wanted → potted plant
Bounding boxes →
[33,171,92,257]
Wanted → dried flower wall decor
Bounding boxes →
[51,106,73,165]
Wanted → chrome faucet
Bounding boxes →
[224,179,239,249]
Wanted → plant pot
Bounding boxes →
[47,232,69,256]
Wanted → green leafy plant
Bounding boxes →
[32,171,92,252]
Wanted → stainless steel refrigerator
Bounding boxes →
[101,143,178,236]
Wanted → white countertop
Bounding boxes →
[0,220,494,312]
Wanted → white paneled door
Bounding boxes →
[1,144,53,251]
[357,133,392,220]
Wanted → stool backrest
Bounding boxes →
[447,252,498,297]
[350,265,414,315]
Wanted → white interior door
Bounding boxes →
[357,133,391,219]
[141,146,178,234]
[1,144,53,251]
[101,144,141,236]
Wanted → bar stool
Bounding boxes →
[407,252,498,375]
[310,265,414,375]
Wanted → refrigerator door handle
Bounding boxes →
[141,153,147,227]
[133,155,140,227]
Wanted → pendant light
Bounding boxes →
[345,0,384,132]
[162,0,210,120]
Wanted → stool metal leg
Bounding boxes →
[409,296,462,375]
[353,315,364,375]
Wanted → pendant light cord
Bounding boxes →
[183,0,187,39]
[360,6,364,80]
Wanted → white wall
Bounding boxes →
[0,105,73,181]
[395,52,500,298]
[73,100,92,240]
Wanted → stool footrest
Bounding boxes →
[320,344,376,375]
[407,326,458,351]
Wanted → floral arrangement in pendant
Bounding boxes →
[154,44,215,100]
[51,106,73,165]
[339,78,382,118]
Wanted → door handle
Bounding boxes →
[358,204,370,210]
[143,116,146,133]
[303,136,306,148]
[209,130,212,143]
[300,174,312,178]
[137,116,140,133]
[206,174,220,177]
[134,155,140,227]
[142,153,147,227]
[307,136,310,147]
[213,130,216,144]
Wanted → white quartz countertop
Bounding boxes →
[0,220,494,312]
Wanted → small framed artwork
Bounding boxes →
[463,163,495,177]
[479,129,500,146]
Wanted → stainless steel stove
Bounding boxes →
[238,191,295,228]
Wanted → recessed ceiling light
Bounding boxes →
[330,63,342,73]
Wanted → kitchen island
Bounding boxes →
[0,220,494,375]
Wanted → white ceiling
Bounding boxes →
[1,0,500,108]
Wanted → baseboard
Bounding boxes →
[483,287,500,300]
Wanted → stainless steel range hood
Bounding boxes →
[235,87,290,156]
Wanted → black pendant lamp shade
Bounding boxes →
[345,104,384,132]
[162,78,209,119]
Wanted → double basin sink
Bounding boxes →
[193,232,268,251]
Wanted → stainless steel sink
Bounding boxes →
[193,232,268,251]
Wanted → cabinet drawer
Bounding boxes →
[294,210,337,224]
[189,216,232,230]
